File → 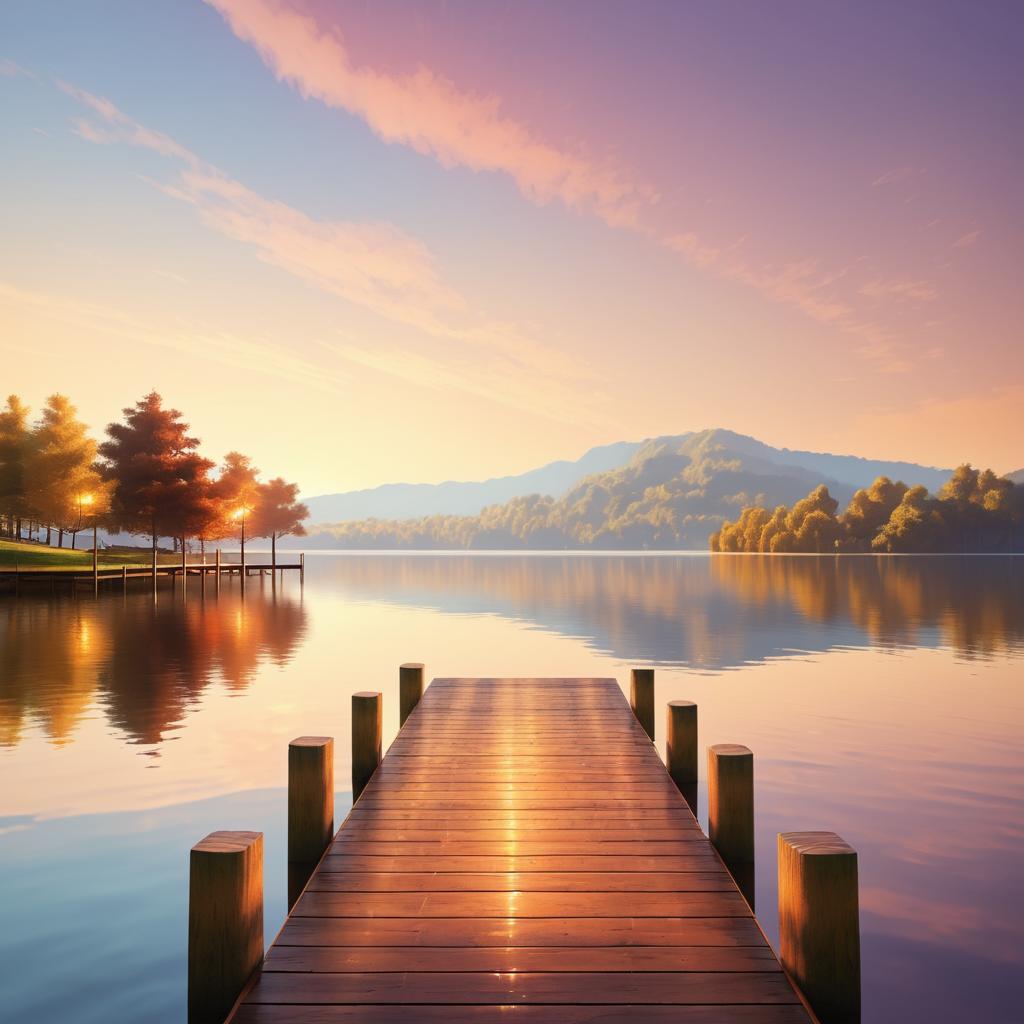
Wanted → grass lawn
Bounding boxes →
[0,539,182,571]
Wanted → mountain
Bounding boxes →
[304,440,642,523]
[695,431,952,492]
[305,430,952,524]
[1007,469,1024,485]
[304,428,956,550]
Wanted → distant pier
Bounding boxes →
[0,553,304,595]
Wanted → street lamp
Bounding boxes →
[232,504,253,578]
[72,492,94,550]
[78,493,98,593]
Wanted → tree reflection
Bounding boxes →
[319,554,1024,666]
[0,581,306,748]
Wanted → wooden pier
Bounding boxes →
[222,677,826,1023]
[0,555,304,594]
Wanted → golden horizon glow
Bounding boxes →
[1,3,1020,492]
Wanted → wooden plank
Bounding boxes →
[233,1006,815,1023]
[333,828,700,841]
[317,854,723,872]
[263,945,782,972]
[230,677,809,1022]
[319,841,709,855]
[242,971,801,1004]
[305,871,735,892]
[275,915,769,947]
[292,891,752,918]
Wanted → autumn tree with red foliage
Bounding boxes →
[250,477,309,569]
[99,392,216,557]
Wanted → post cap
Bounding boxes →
[192,830,262,855]
[779,831,856,857]
[709,743,752,758]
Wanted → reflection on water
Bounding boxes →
[0,554,1021,1023]
[1,580,307,748]
[311,553,1024,666]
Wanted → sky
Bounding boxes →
[1,0,1021,495]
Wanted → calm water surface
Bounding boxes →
[1,553,1022,1022]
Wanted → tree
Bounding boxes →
[250,477,309,570]
[207,451,261,558]
[24,395,110,547]
[871,485,945,552]
[98,392,214,563]
[0,395,30,539]
[843,476,909,549]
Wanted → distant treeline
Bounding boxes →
[309,463,1023,553]
[711,467,1024,553]
[0,391,308,558]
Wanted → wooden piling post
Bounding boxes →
[399,663,425,726]
[778,831,860,1024]
[708,743,755,905]
[352,691,382,801]
[666,700,698,810]
[288,737,334,864]
[630,667,655,740]
[215,548,221,594]
[188,831,263,1024]
[299,551,305,583]
[122,564,127,592]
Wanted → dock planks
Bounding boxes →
[231,677,812,1023]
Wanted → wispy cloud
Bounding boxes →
[58,80,201,164]
[871,166,924,187]
[204,0,656,228]
[204,0,939,373]
[0,59,34,79]
[60,80,606,423]
[0,281,348,394]
[322,341,610,428]
[952,229,981,249]
[860,279,938,302]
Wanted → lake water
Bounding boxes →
[1,552,1022,1022]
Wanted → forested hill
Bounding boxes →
[304,440,642,522]
[302,429,954,550]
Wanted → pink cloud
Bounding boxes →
[204,1,941,375]
[60,81,606,422]
[952,229,981,249]
[204,0,655,226]
[58,80,200,165]
[859,279,938,302]
[0,59,33,79]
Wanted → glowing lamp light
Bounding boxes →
[79,493,95,506]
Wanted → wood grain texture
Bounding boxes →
[351,692,382,802]
[288,737,333,864]
[778,831,860,1024]
[190,831,263,1024]
[229,678,810,1022]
